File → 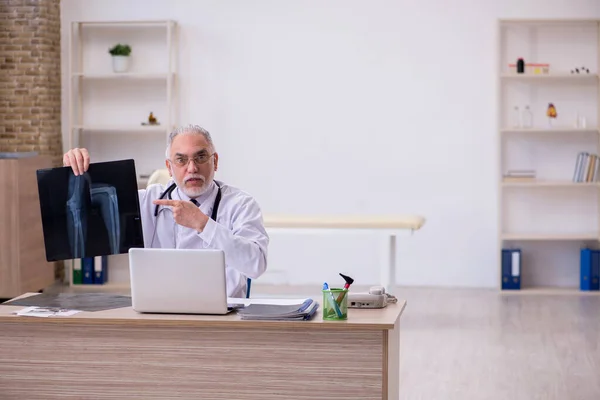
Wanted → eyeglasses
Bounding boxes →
[170,152,215,168]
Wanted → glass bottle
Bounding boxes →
[522,105,533,129]
[512,106,521,128]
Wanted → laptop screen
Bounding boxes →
[36,159,145,261]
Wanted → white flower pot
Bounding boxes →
[112,55,130,73]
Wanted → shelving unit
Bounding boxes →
[68,19,178,188]
[498,19,600,294]
[65,20,178,290]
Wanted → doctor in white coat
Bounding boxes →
[63,124,269,298]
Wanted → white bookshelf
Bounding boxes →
[65,20,178,289]
[498,19,600,294]
[68,19,178,186]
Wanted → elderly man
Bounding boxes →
[63,124,269,298]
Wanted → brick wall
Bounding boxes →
[0,0,62,167]
[0,0,63,281]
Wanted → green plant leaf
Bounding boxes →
[108,43,132,56]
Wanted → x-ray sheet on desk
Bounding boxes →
[2,293,132,312]
[13,306,82,318]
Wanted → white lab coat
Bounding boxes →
[138,179,269,298]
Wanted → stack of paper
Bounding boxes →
[236,298,319,321]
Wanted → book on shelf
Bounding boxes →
[503,169,536,182]
[573,152,600,183]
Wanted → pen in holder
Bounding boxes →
[322,287,348,321]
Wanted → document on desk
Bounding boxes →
[13,306,82,318]
[235,298,319,321]
[227,297,314,306]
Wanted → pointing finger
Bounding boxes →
[153,199,181,206]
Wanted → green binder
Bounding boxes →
[72,259,82,284]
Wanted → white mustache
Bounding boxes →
[184,175,205,184]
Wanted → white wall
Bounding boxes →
[60,0,600,289]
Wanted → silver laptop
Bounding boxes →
[128,248,238,315]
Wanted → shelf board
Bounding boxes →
[502,180,600,187]
[500,73,598,80]
[72,72,174,80]
[500,287,600,295]
[74,125,167,133]
[502,233,599,241]
[501,127,599,134]
[73,20,175,28]
[499,18,600,25]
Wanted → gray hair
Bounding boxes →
[165,124,215,159]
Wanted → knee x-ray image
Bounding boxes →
[36,159,144,262]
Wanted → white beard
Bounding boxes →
[178,175,212,198]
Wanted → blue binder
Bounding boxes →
[580,248,592,291]
[501,249,512,290]
[592,250,600,291]
[502,248,521,290]
[510,249,521,290]
[82,257,94,284]
[93,255,108,284]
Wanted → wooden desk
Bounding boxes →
[0,293,406,399]
[263,214,426,289]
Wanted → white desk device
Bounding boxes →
[348,286,396,309]
[128,248,236,315]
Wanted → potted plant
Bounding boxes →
[108,43,132,73]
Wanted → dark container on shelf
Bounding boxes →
[517,58,525,73]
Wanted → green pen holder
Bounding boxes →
[322,288,348,320]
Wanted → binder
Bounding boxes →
[502,248,521,290]
[72,258,82,284]
[510,249,521,290]
[93,255,108,284]
[592,250,600,291]
[82,257,94,284]
[501,249,512,290]
[580,248,593,291]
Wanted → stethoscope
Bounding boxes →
[150,181,222,247]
